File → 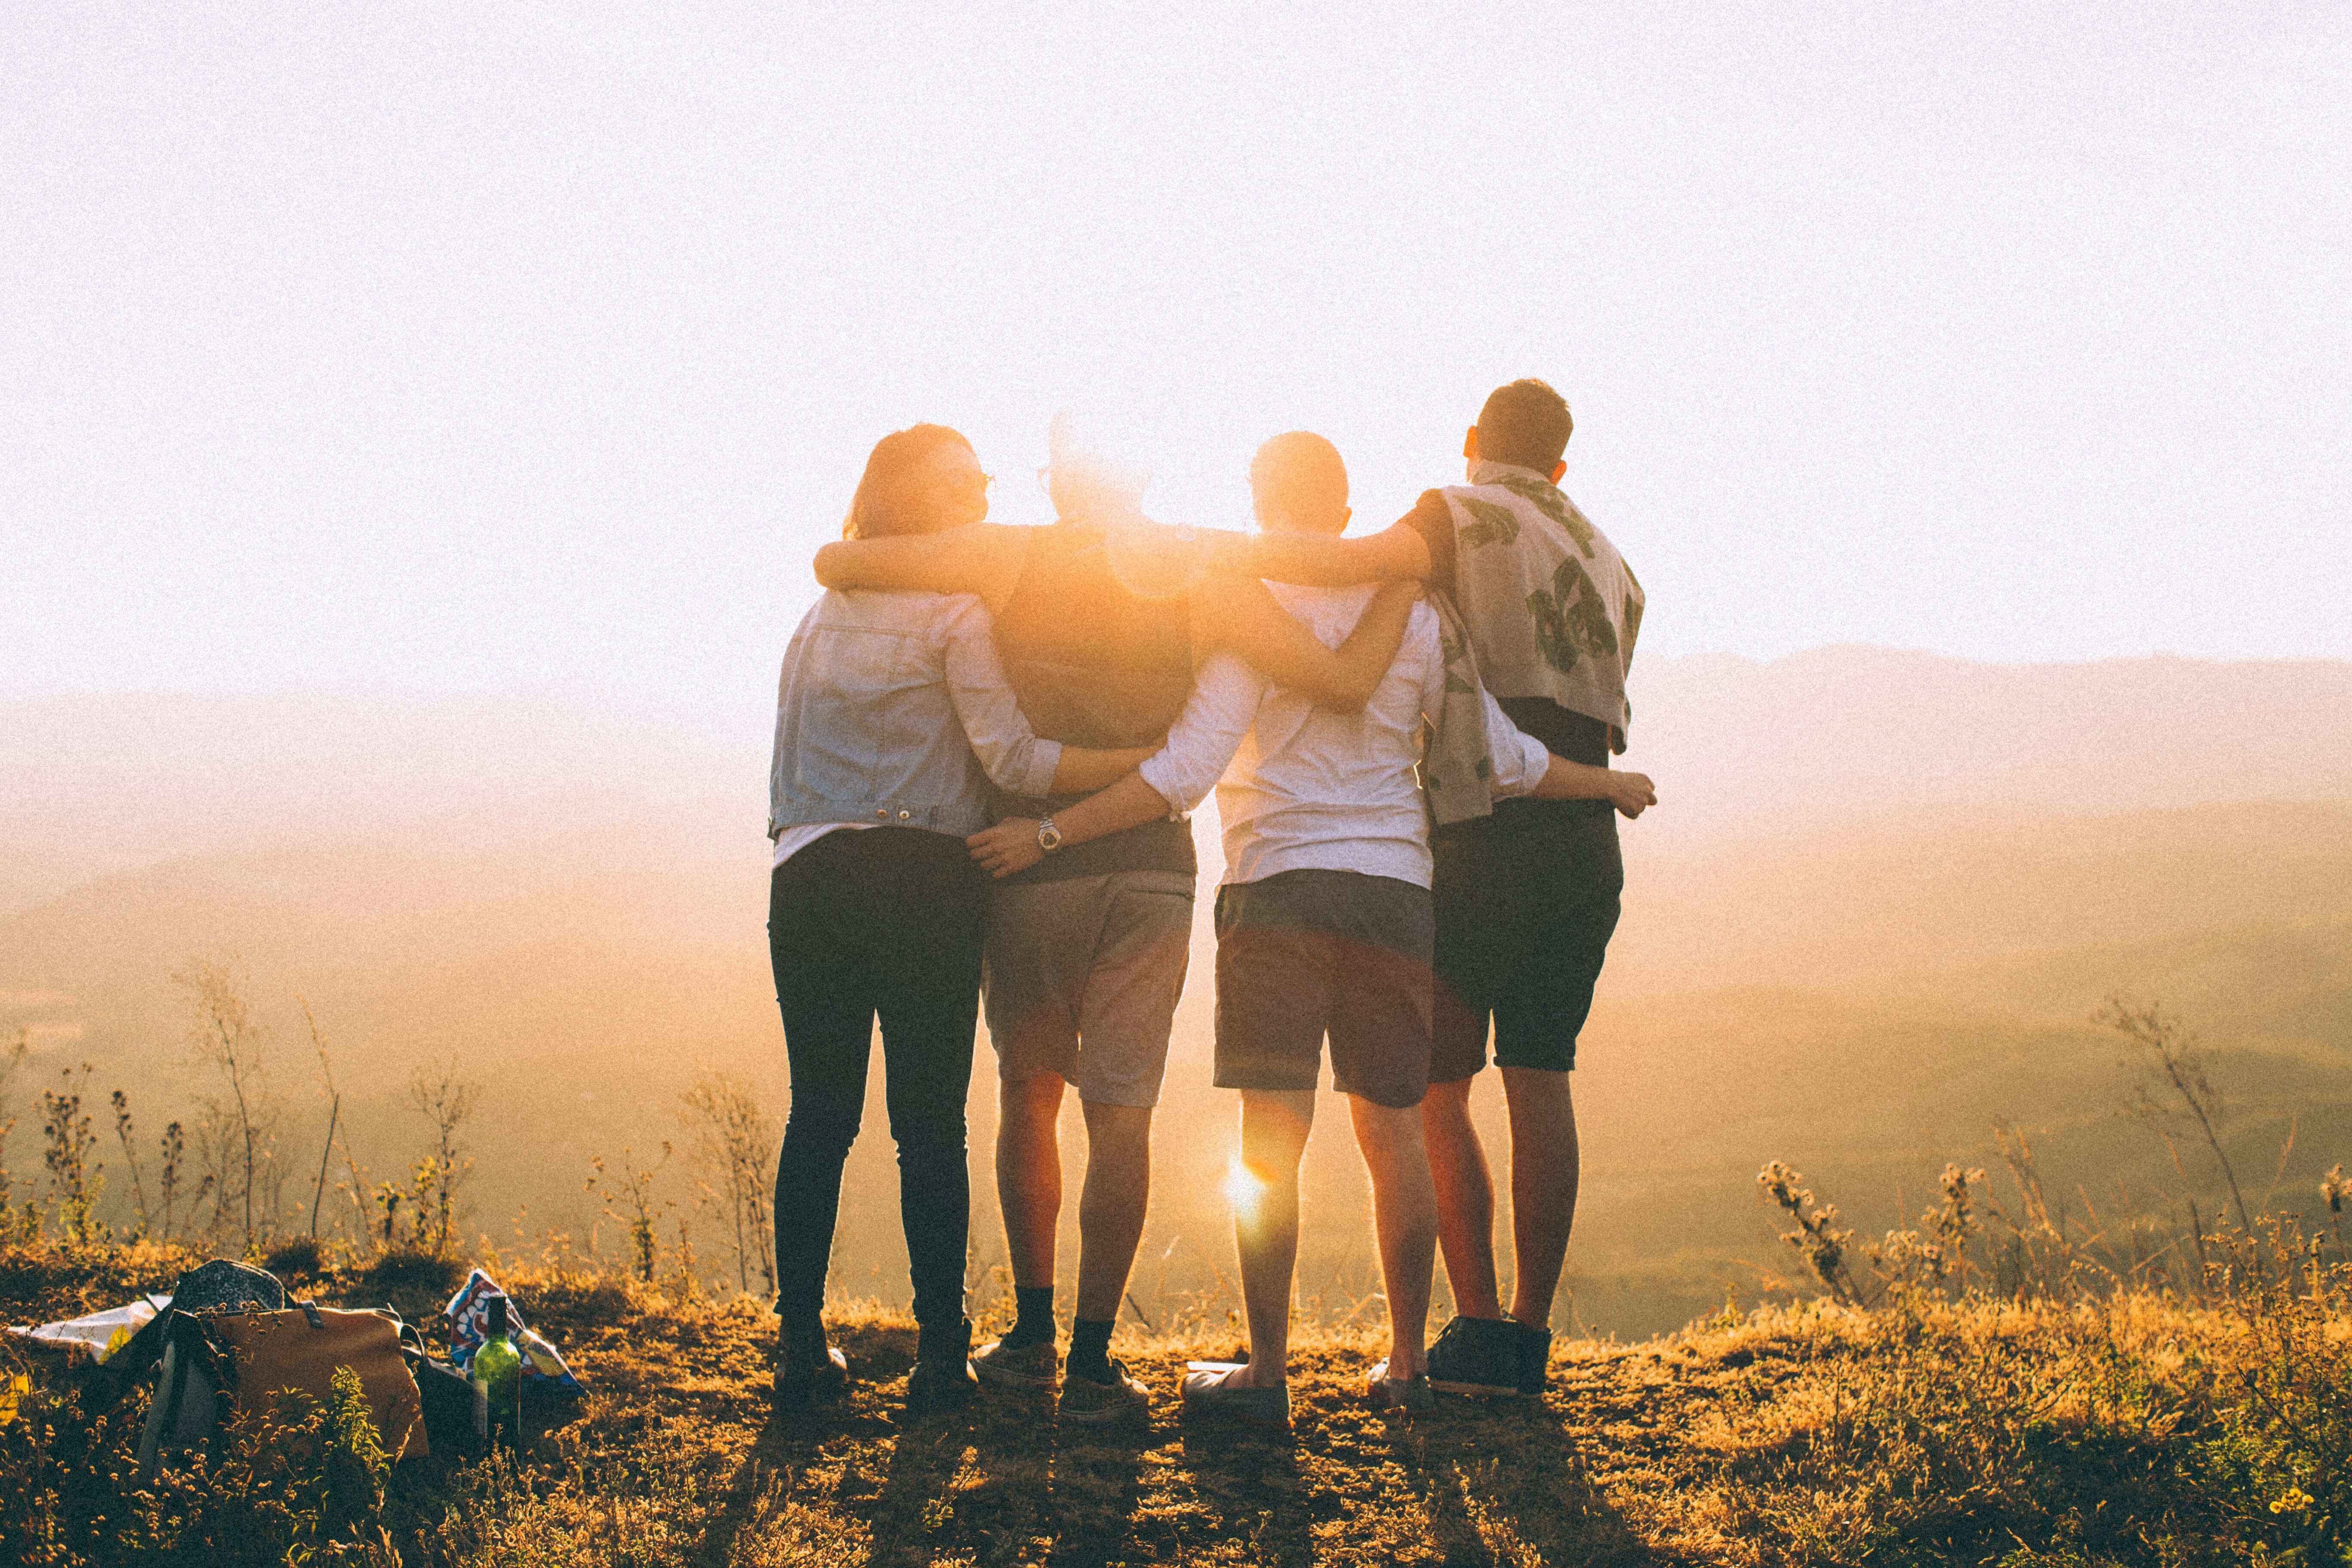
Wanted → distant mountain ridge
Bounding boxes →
[4,648,2347,882]
[3,658,2345,1340]
[1624,646,2352,841]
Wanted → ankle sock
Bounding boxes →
[1067,1317,1115,1383]
[1002,1285,1056,1349]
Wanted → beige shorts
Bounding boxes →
[982,870,1195,1108]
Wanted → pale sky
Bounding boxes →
[6,4,2348,726]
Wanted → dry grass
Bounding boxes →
[2,1242,2348,1565]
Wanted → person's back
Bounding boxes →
[986,516,1199,885]
[990,521,1196,749]
[1210,582,1443,888]
[770,587,1061,843]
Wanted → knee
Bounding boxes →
[1079,1099,1153,1153]
[780,1101,861,1162]
[1002,1072,1068,1123]
[1421,1079,1476,1127]
[890,1112,968,1163]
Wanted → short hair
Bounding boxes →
[1249,431,1350,531]
[1475,379,1573,472]
[842,423,974,539]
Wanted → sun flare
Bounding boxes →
[1223,1157,1264,1223]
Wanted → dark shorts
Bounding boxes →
[1212,869,1435,1109]
[1431,800,1623,1080]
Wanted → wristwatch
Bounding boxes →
[1035,816,1064,854]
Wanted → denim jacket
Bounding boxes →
[768,589,1064,840]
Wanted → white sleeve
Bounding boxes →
[1479,686,1555,799]
[1409,603,1448,724]
[939,597,1063,797]
[1136,654,1261,815]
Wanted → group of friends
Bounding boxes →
[764,377,1656,1428]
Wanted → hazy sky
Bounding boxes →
[6,4,2347,724]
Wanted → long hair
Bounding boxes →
[842,423,974,540]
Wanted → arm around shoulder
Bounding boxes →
[1206,520,1430,587]
[814,522,1026,605]
[1194,577,1418,712]
[966,775,1173,879]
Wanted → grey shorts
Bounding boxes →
[1212,869,1436,1109]
[982,869,1195,1108]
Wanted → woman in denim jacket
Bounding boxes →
[766,424,1157,1411]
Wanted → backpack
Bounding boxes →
[92,1258,283,1414]
[117,1260,429,1470]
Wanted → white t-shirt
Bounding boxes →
[771,820,874,869]
[1137,585,1550,890]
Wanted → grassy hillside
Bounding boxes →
[2,796,2346,1340]
[3,1237,2348,1565]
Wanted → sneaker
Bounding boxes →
[1179,1362,1290,1430]
[1366,1359,1434,1413]
[971,1335,1061,1391]
[906,1317,978,1412]
[1511,1320,1554,1398]
[1057,1357,1151,1425]
[1424,1315,1522,1397]
[773,1316,848,1410]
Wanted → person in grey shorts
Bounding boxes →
[818,416,1415,1424]
[972,432,1652,1425]
[985,869,1194,1109]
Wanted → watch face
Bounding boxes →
[1037,820,1063,851]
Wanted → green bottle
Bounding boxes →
[470,1295,524,1444]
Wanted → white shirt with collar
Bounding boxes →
[1137,583,1551,891]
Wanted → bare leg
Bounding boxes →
[1347,1094,1439,1378]
[1421,1077,1503,1319]
[996,1072,1067,1289]
[1074,1099,1153,1321]
[1228,1089,1314,1389]
[1501,1066,1579,1326]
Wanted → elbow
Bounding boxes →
[812,543,845,588]
[1136,766,1190,819]
[1009,744,1062,799]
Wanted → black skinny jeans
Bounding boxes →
[769,826,987,1327]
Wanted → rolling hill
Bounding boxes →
[2,649,2346,1335]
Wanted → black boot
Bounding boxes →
[906,1317,977,1412]
[774,1313,847,1409]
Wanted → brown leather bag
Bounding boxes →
[211,1303,428,1461]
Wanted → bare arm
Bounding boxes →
[1190,577,1418,712]
[1202,519,1431,587]
[967,775,1174,879]
[1532,757,1656,818]
[936,597,1165,796]
[813,523,1027,610]
[1467,672,1655,819]
[1050,744,1162,794]
[970,654,1259,879]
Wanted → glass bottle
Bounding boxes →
[469,1295,525,1444]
